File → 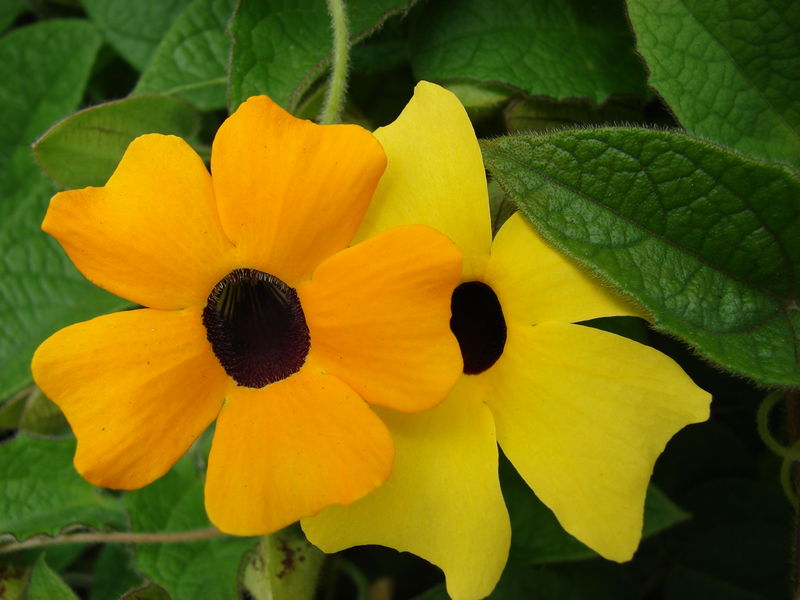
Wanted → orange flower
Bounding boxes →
[31,96,462,534]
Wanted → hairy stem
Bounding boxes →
[0,527,223,553]
[319,0,349,124]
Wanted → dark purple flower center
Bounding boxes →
[203,268,310,388]
[450,281,507,375]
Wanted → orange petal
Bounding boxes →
[205,370,394,535]
[31,308,228,489]
[43,135,236,309]
[210,96,386,285]
[297,225,463,412]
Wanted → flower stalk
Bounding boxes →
[0,527,223,553]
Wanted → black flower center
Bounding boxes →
[450,281,507,375]
[203,268,310,388]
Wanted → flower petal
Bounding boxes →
[485,213,641,325]
[31,308,228,489]
[210,96,386,285]
[354,81,493,280]
[205,370,394,535]
[297,225,463,412]
[303,377,510,600]
[485,321,711,561]
[43,135,236,309]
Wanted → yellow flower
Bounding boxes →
[302,83,712,599]
[31,95,463,535]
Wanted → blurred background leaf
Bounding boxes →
[0,19,129,403]
[627,0,800,169]
[81,0,191,71]
[34,95,200,189]
[133,0,236,111]
[410,0,647,104]
[228,0,414,112]
[0,435,125,539]
[125,457,256,600]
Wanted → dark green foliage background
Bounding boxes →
[0,0,797,599]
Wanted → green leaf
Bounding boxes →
[82,0,192,70]
[134,0,237,111]
[229,0,412,112]
[501,458,688,564]
[504,97,648,134]
[409,0,647,104]
[25,555,79,600]
[662,478,791,599]
[18,388,69,436]
[0,20,131,400]
[88,544,142,600]
[413,561,634,600]
[118,584,172,600]
[34,95,200,189]
[444,82,514,122]
[626,0,800,168]
[0,0,25,33]
[0,435,126,539]
[0,20,129,401]
[481,128,800,386]
[126,458,256,600]
[488,179,516,236]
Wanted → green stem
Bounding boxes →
[319,0,350,124]
[757,391,800,460]
[0,527,223,553]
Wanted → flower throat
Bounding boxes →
[450,281,507,374]
[203,268,310,388]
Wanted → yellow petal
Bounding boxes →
[485,213,641,325]
[31,308,228,489]
[210,95,386,285]
[354,81,493,280]
[43,135,236,310]
[205,370,394,535]
[297,225,462,412]
[303,377,510,600]
[485,321,710,561]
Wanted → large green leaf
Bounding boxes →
[0,20,128,401]
[482,128,800,386]
[34,95,200,189]
[228,0,412,112]
[410,0,647,104]
[134,0,237,110]
[82,0,191,71]
[0,435,125,539]
[126,458,256,600]
[25,555,79,600]
[626,0,800,168]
